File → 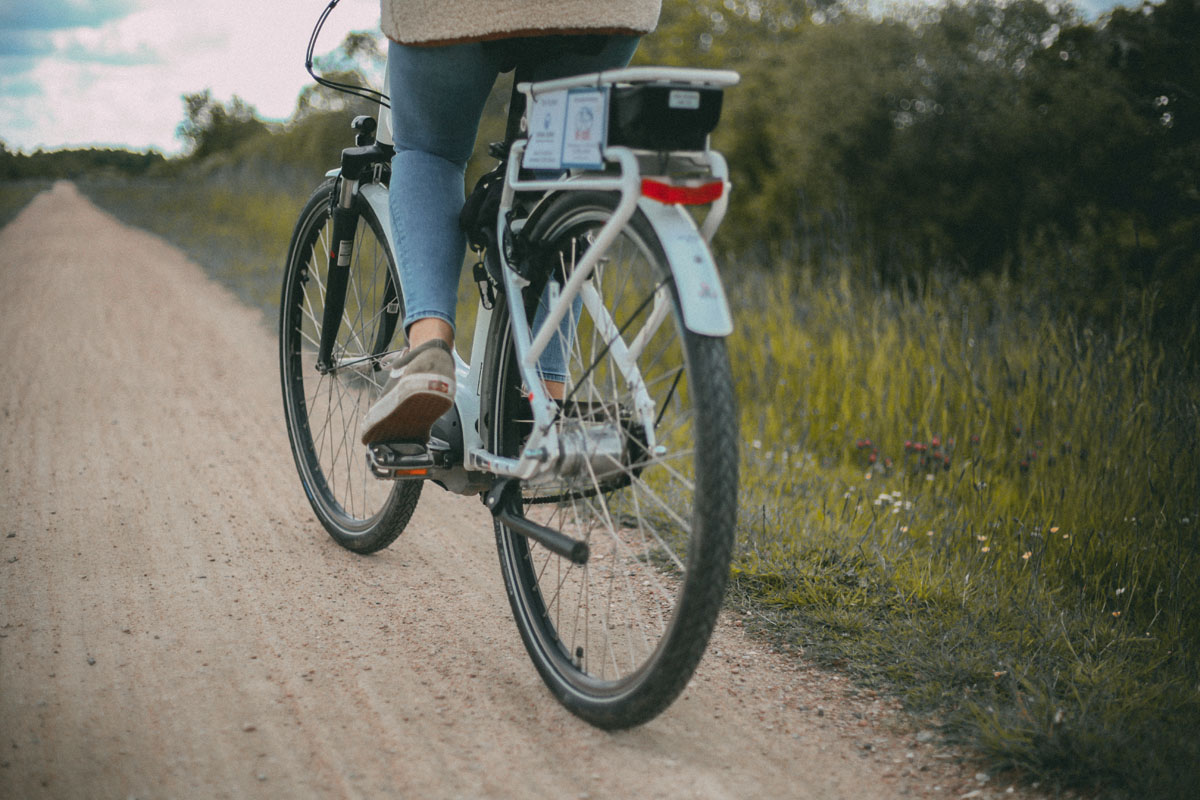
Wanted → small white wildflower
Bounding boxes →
[1116,588,1126,595]
[892,490,902,498]
[925,473,935,482]
[752,439,762,450]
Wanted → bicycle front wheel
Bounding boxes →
[279,178,421,553]
[484,191,739,728]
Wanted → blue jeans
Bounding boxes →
[387,35,640,381]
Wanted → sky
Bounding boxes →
[0,0,382,155]
[1,0,1136,156]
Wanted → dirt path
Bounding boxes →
[0,183,1031,799]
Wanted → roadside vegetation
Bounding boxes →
[0,181,50,230]
[726,263,1198,798]
[3,1,1196,797]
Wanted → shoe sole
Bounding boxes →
[361,373,454,445]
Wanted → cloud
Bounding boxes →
[0,1,145,73]
[0,30,54,58]
[0,0,138,31]
[0,0,382,153]
[57,23,163,65]
[0,74,42,100]
[61,39,159,65]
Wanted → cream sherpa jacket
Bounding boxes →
[381,0,662,45]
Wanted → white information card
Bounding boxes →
[523,88,608,171]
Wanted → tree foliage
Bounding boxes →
[175,90,269,160]
[0,139,165,180]
[642,0,1198,333]
[294,30,385,121]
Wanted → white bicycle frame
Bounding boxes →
[354,66,740,487]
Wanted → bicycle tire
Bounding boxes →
[280,178,421,553]
[482,191,738,728]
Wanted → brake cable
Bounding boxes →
[305,0,391,109]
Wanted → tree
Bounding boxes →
[176,90,269,160]
[293,30,385,121]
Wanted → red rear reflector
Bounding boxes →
[641,179,724,206]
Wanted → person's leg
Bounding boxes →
[364,43,500,444]
[386,40,499,348]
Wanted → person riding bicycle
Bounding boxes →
[361,0,663,445]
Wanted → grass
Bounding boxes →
[75,174,1200,798]
[0,180,52,230]
[725,265,1200,798]
[74,174,486,344]
[76,176,301,322]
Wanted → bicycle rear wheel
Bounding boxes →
[280,178,421,553]
[484,191,738,728]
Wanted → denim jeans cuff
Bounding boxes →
[403,310,456,334]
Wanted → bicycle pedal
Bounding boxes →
[367,437,452,479]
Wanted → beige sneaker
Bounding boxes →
[361,339,455,445]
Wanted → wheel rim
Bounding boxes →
[496,210,704,695]
[284,198,404,531]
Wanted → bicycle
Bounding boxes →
[280,7,740,730]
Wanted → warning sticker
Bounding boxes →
[522,88,608,171]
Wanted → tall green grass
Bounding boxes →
[78,176,1200,797]
[78,177,300,320]
[726,265,1199,798]
[0,180,52,231]
[78,175,487,348]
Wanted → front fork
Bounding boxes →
[316,176,358,373]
